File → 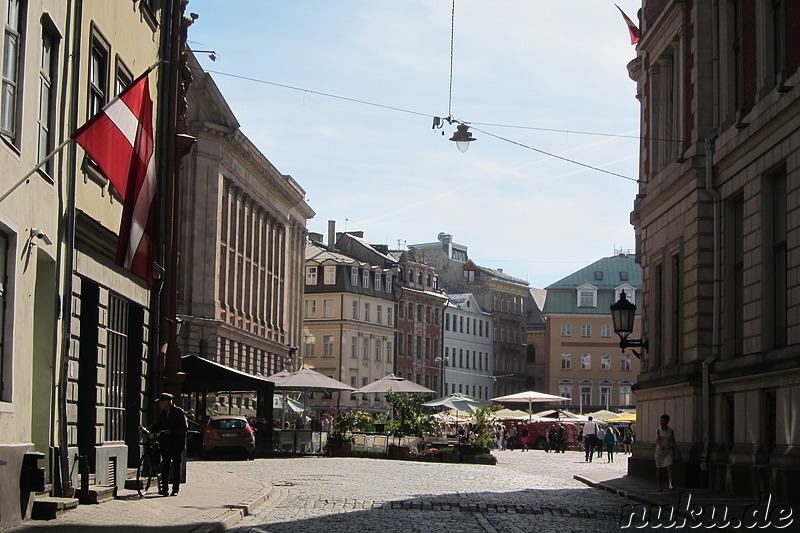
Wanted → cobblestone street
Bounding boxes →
[224,451,700,533]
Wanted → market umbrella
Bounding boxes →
[264,369,292,384]
[493,408,533,420]
[605,412,636,423]
[586,409,620,421]
[271,367,355,392]
[353,374,435,394]
[492,390,570,420]
[423,392,487,412]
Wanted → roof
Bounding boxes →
[545,254,641,290]
[542,254,642,315]
[463,260,529,286]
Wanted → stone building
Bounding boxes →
[175,54,313,413]
[303,233,396,414]
[525,288,548,393]
[442,294,494,400]
[409,234,529,396]
[542,254,641,413]
[627,0,800,502]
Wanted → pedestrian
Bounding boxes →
[604,427,616,463]
[582,416,598,462]
[655,414,676,491]
[596,426,605,459]
[140,392,188,496]
[556,424,566,453]
[520,425,529,451]
[623,429,633,454]
[507,424,517,451]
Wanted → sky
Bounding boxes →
[185,1,642,289]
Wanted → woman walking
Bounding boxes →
[655,414,675,491]
[604,427,616,463]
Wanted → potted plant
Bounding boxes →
[325,410,357,457]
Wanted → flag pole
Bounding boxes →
[0,59,163,205]
[0,138,72,203]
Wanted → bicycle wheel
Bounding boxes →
[136,454,158,497]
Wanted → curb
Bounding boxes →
[189,485,275,533]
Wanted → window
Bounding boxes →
[323,265,336,285]
[323,335,334,357]
[619,271,628,281]
[561,324,572,337]
[362,337,369,359]
[38,22,59,174]
[601,354,611,370]
[459,316,464,333]
[426,307,431,323]
[407,334,413,356]
[1,0,22,138]
[385,276,392,293]
[424,337,430,358]
[581,324,591,337]
[578,289,596,308]
[323,299,334,318]
[601,324,611,338]
[375,339,381,360]
[351,336,357,358]
[303,299,316,318]
[559,384,572,401]
[580,386,592,407]
[445,313,450,330]
[351,300,359,319]
[350,376,357,388]
[362,269,369,288]
[408,303,413,320]
[386,341,392,362]
[351,267,358,286]
[105,295,129,441]
[561,354,571,370]
[619,385,632,405]
[305,266,318,285]
[374,272,381,289]
[581,354,591,370]
[304,335,316,356]
[387,307,393,326]
[416,336,421,358]
[599,385,612,408]
[0,232,8,399]
[364,303,370,322]
[376,305,382,324]
[594,271,603,280]
[621,353,631,372]
[88,34,109,121]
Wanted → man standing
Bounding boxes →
[583,416,598,462]
[556,424,566,453]
[143,392,188,496]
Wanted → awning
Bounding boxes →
[181,354,275,394]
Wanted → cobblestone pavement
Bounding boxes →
[224,451,706,532]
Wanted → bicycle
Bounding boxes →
[136,429,162,497]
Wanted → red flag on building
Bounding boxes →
[616,5,640,45]
[72,71,156,287]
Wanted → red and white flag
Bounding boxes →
[616,5,640,45]
[72,71,156,287]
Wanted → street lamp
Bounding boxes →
[449,124,476,152]
[435,355,449,396]
[610,290,648,358]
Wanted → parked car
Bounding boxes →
[201,415,256,460]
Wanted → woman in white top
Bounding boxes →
[654,414,675,491]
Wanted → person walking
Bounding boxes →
[520,425,530,451]
[604,427,616,462]
[141,392,188,496]
[556,424,566,453]
[507,424,517,451]
[596,426,605,459]
[655,414,676,491]
[623,428,633,454]
[583,416,598,462]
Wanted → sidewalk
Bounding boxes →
[575,468,797,531]
[5,461,272,533]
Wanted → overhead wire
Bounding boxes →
[198,67,646,182]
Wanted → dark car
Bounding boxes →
[201,415,256,460]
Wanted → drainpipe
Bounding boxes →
[701,0,721,474]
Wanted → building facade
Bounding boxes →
[409,233,529,396]
[525,288,548,392]
[303,235,396,414]
[627,0,800,502]
[542,255,641,413]
[442,294,494,400]
[176,54,314,413]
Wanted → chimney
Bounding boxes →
[327,220,335,251]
